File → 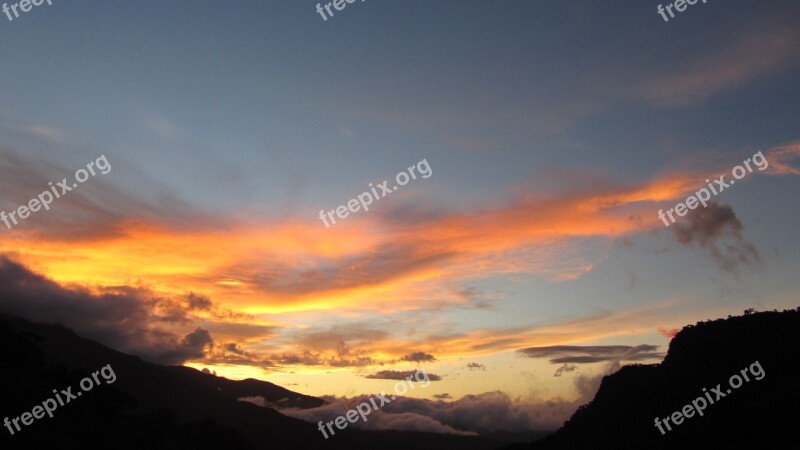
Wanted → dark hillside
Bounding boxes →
[505,309,800,450]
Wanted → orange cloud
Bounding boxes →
[764,141,800,176]
[4,142,797,317]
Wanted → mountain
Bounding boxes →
[0,313,503,449]
[504,308,800,450]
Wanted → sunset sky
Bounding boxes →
[1,0,799,431]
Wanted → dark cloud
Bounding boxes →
[185,293,213,311]
[154,328,214,364]
[182,328,213,352]
[466,362,486,371]
[400,352,437,363]
[518,344,662,364]
[0,255,215,365]
[434,393,452,400]
[365,370,442,381]
[670,202,761,272]
[553,364,578,377]
[224,343,249,355]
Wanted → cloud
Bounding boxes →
[0,254,678,374]
[182,328,213,352]
[155,328,214,364]
[670,202,761,272]
[657,327,680,338]
[327,356,379,367]
[224,343,250,356]
[365,370,442,381]
[0,153,676,315]
[410,304,675,359]
[466,362,486,371]
[249,304,679,371]
[200,321,276,340]
[3,136,794,375]
[454,286,496,310]
[238,396,268,407]
[553,364,578,377]
[279,391,578,433]
[434,393,452,400]
[400,352,437,363]
[0,147,205,241]
[279,395,475,435]
[764,141,800,176]
[518,344,662,364]
[634,28,799,107]
[269,351,324,367]
[185,293,213,311]
[27,125,67,142]
[0,255,221,365]
[202,343,273,368]
[285,325,391,367]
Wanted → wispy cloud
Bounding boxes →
[517,344,662,364]
[634,29,799,107]
[765,141,800,176]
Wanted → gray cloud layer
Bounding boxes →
[400,351,437,362]
[365,370,442,381]
[518,344,662,365]
[0,255,214,365]
[277,391,580,434]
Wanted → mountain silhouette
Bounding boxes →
[504,308,800,450]
[5,308,797,449]
[0,313,504,449]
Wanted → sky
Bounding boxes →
[1,0,799,434]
